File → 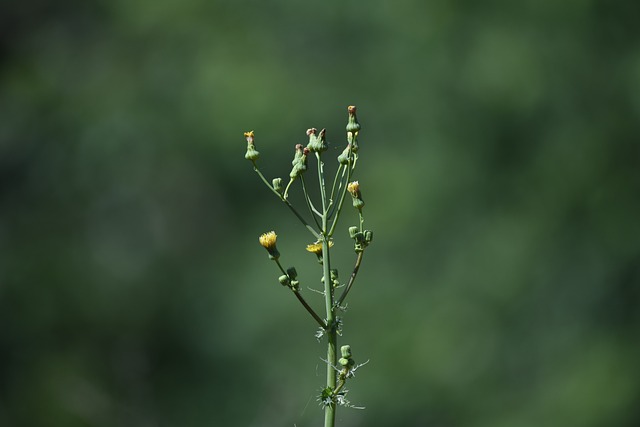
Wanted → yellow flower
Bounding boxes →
[259,231,277,249]
[244,130,255,138]
[306,240,334,255]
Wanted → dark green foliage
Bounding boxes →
[1,0,639,426]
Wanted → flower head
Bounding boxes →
[259,231,280,260]
[347,181,360,196]
[346,105,361,134]
[347,181,365,210]
[244,131,259,161]
[306,240,334,255]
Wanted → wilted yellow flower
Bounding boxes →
[347,181,360,196]
[244,130,255,140]
[306,240,334,255]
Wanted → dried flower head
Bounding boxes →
[244,130,255,143]
[347,181,360,196]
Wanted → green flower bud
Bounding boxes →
[289,145,309,179]
[364,230,373,243]
[306,128,328,153]
[244,131,260,161]
[348,226,359,239]
[278,274,290,286]
[339,357,352,367]
[346,106,361,134]
[341,345,352,358]
[272,177,283,193]
[290,280,300,292]
[287,267,298,280]
[338,144,352,165]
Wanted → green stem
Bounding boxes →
[294,291,327,329]
[275,259,326,329]
[300,175,323,230]
[337,251,364,307]
[327,164,345,213]
[315,152,337,427]
[327,155,354,237]
[322,237,337,427]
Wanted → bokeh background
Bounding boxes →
[1,0,639,426]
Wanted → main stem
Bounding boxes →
[318,154,337,427]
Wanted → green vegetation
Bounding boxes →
[1,1,638,426]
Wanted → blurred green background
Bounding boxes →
[1,0,639,426]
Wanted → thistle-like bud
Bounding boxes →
[289,145,309,179]
[306,128,329,153]
[286,267,298,280]
[346,106,361,134]
[258,231,280,260]
[244,131,260,161]
[338,144,352,165]
[347,181,365,210]
[272,177,283,194]
[348,226,359,239]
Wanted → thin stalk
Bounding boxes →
[327,164,345,212]
[327,155,354,237]
[337,251,364,307]
[275,259,326,329]
[294,291,327,329]
[253,165,319,239]
[300,175,323,231]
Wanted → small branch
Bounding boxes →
[301,176,323,228]
[293,291,327,329]
[253,165,320,239]
[337,252,364,307]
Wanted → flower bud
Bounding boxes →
[272,177,283,194]
[341,345,352,358]
[279,274,290,286]
[348,226,359,239]
[346,106,361,134]
[347,181,365,210]
[287,267,298,280]
[306,127,329,153]
[338,144,352,165]
[289,144,308,179]
[364,230,373,244]
[244,131,260,161]
[259,231,280,260]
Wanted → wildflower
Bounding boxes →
[306,239,334,255]
[259,231,280,260]
[307,127,328,153]
[338,143,352,165]
[346,106,360,152]
[244,130,260,161]
[289,144,309,179]
[347,181,365,210]
[306,239,334,263]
